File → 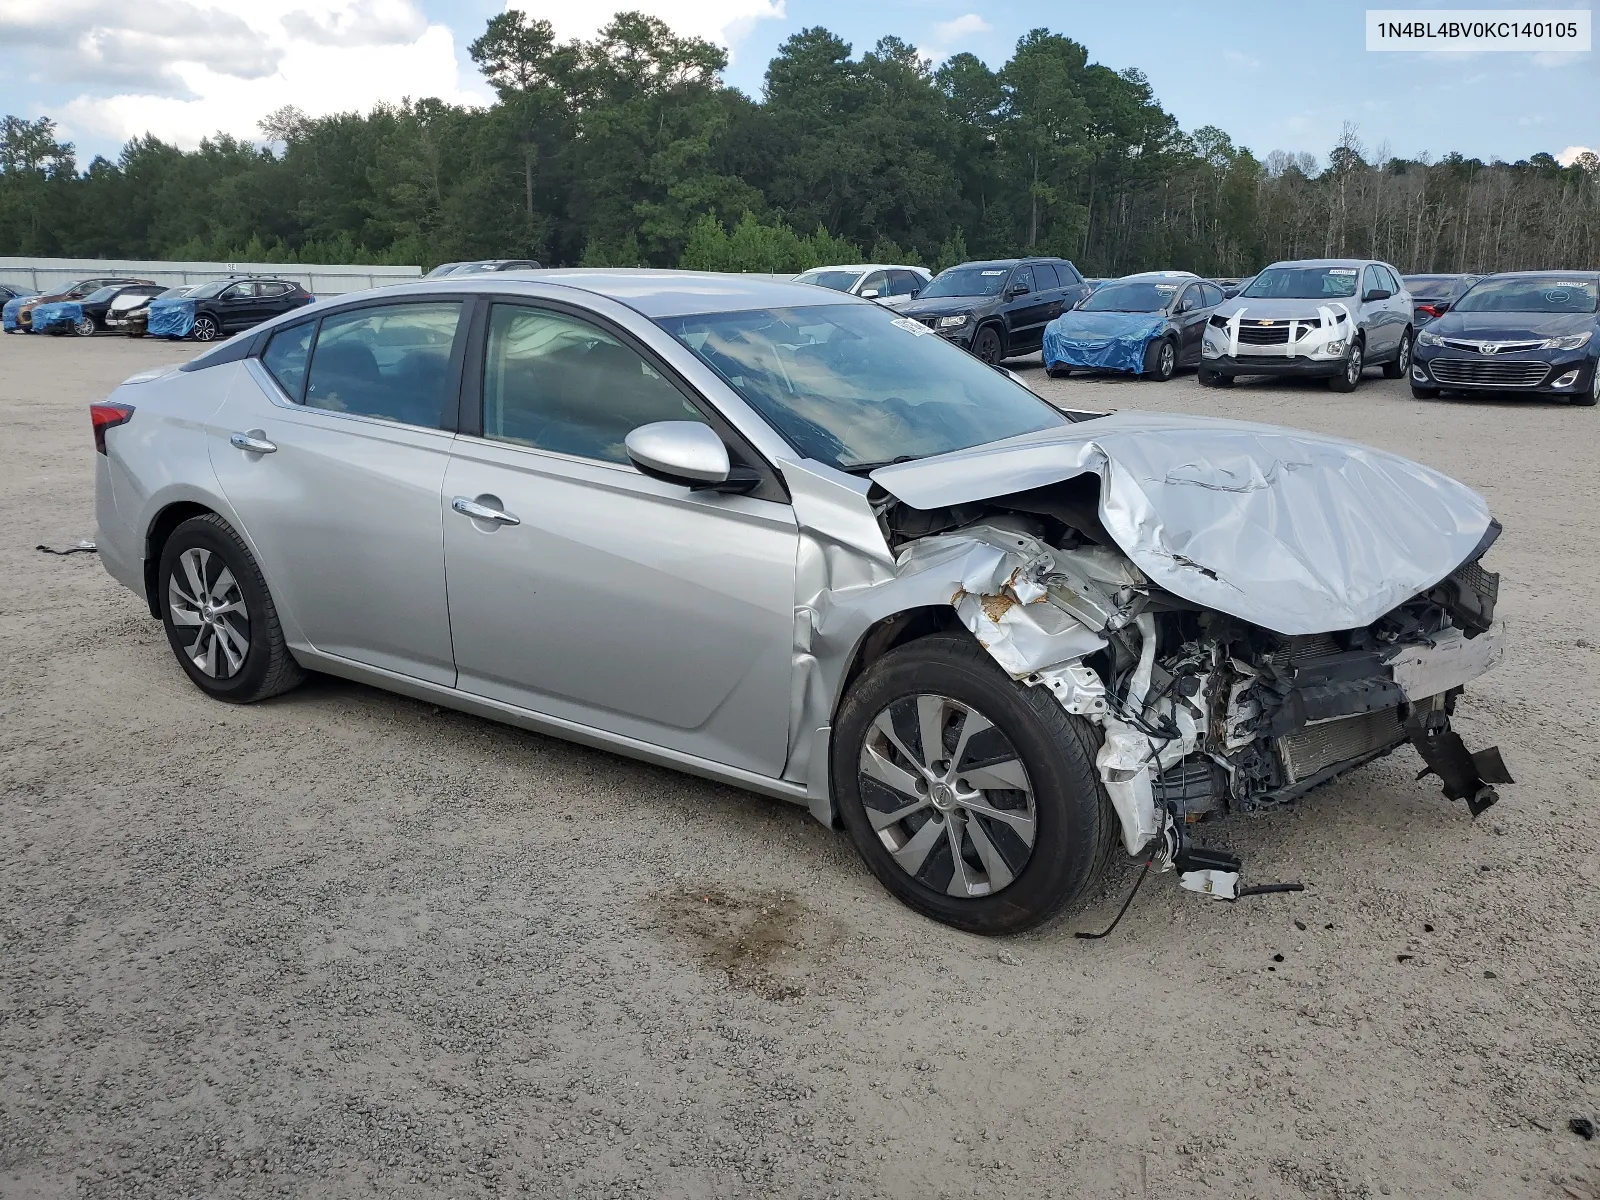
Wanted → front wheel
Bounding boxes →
[1045,364,1071,379]
[1383,329,1413,379]
[159,514,306,703]
[1575,361,1599,406]
[1198,366,1234,388]
[191,313,220,342]
[74,316,96,337]
[971,325,1004,365]
[1328,339,1364,392]
[831,634,1113,935]
[1143,337,1177,381]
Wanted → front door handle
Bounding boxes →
[229,431,276,454]
[452,496,521,526]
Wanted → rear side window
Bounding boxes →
[481,303,705,463]
[886,270,919,297]
[262,323,314,399]
[1033,263,1062,289]
[1056,261,1084,284]
[303,302,463,427]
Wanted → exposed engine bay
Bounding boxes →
[870,480,1511,868]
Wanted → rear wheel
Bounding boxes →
[1328,338,1364,392]
[832,634,1112,935]
[159,514,306,703]
[972,325,1004,365]
[1383,329,1413,379]
[1198,366,1233,388]
[191,313,220,342]
[1143,337,1177,381]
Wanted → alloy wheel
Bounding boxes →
[857,694,1036,898]
[973,328,1002,364]
[1346,342,1363,386]
[167,547,250,678]
[192,315,218,342]
[74,316,96,337]
[1397,332,1412,374]
[1158,341,1175,378]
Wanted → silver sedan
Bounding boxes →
[94,271,1511,934]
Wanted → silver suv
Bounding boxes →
[1200,258,1413,392]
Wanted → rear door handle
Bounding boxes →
[452,496,521,526]
[229,431,276,454]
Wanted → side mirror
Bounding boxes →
[859,288,880,299]
[626,421,731,489]
[1006,284,1030,299]
[1363,288,1392,302]
[909,287,921,299]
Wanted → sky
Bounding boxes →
[0,0,1594,168]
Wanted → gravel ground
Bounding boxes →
[2,332,1598,1199]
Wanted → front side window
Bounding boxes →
[482,304,705,463]
[303,302,463,427]
[657,302,1066,472]
[221,282,253,300]
[1009,266,1036,294]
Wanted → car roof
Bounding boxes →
[799,263,928,274]
[1261,258,1381,270]
[1120,270,1201,280]
[1473,269,1600,281]
[428,268,866,318]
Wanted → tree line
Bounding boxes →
[2,12,1598,276]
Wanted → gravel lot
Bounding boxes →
[2,332,1598,1199]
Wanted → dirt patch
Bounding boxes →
[651,885,839,1000]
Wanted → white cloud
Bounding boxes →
[932,14,991,44]
[3,0,485,151]
[1557,145,1596,166]
[504,0,785,58]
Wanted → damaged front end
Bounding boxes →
[785,412,1514,877]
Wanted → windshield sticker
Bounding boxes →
[1153,284,1178,292]
[980,270,1005,276]
[891,317,934,336]
[1328,268,1358,275]
[1550,282,1585,288]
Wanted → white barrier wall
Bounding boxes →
[0,257,422,297]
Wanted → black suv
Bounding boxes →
[898,257,1092,363]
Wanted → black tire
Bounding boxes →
[1383,328,1413,379]
[831,633,1114,935]
[191,312,221,342]
[128,327,146,339]
[1045,365,1071,379]
[1328,337,1364,392]
[1198,366,1234,388]
[158,514,306,703]
[1143,337,1177,381]
[1574,361,1599,407]
[972,325,1004,365]
[1410,384,1440,399]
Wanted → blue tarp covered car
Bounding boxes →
[147,297,197,339]
[1042,271,1226,381]
[29,300,84,335]
[2,293,37,332]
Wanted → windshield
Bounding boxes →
[794,269,864,293]
[1404,275,1470,299]
[83,286,122,304]
[1452,277,1598,314]
[919,266,1011,299]
[1079,278,1184,313]
[657,303,1065,470]
[1243,266,1359,299]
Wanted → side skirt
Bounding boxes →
[291,647,812,808]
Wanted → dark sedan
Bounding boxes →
[1412,272,1598,405]
[71,283,166,335]
[1404,273,1480,327]
[898,257,1092,364]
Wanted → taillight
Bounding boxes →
[1417,303,1443,318]
[90,403,134,454]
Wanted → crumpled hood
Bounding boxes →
[1427,310,1593,340]
[1048,310,1169,340]
[871,410,1493,635]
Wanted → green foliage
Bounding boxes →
[2,14,1597,273]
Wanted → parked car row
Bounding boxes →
[3,276,314,341]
